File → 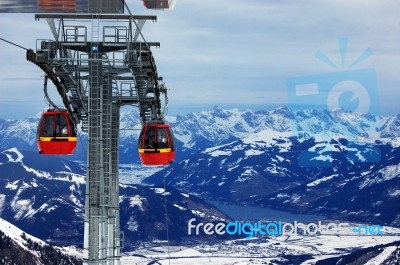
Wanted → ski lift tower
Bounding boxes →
[28,7,168,264]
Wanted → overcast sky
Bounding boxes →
[0,0,399,119]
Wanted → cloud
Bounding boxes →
[0,0,399,119]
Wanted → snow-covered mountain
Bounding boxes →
[144,107,400,226]
[1,107,399,230]
[0,148,86,245]
[2,107,399,162]
[145,127,400,222]
[0,148,229,248]
[0,117,41,151]
[0,217,81,264]
[170,107,400,149]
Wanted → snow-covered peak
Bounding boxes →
[170,107,399,149]
[0,117,38,146]
[1,107,399,161]
[242,128,293,145]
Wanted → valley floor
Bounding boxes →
[121,224,400,265]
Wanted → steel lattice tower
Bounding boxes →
[28,13,166,265]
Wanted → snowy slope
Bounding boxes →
[0,148,86,245]
[0,217,46,252]
[0,217,82,264]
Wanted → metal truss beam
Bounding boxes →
[35,14,157,21]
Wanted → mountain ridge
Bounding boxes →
[1,107,399,158]
[0,148,230,248]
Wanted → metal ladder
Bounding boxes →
[85,14,108,264]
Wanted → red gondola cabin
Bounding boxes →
[142,0,176,10]
[138,123,176,166]
[37,110,77,155]
[38,0,76,12]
